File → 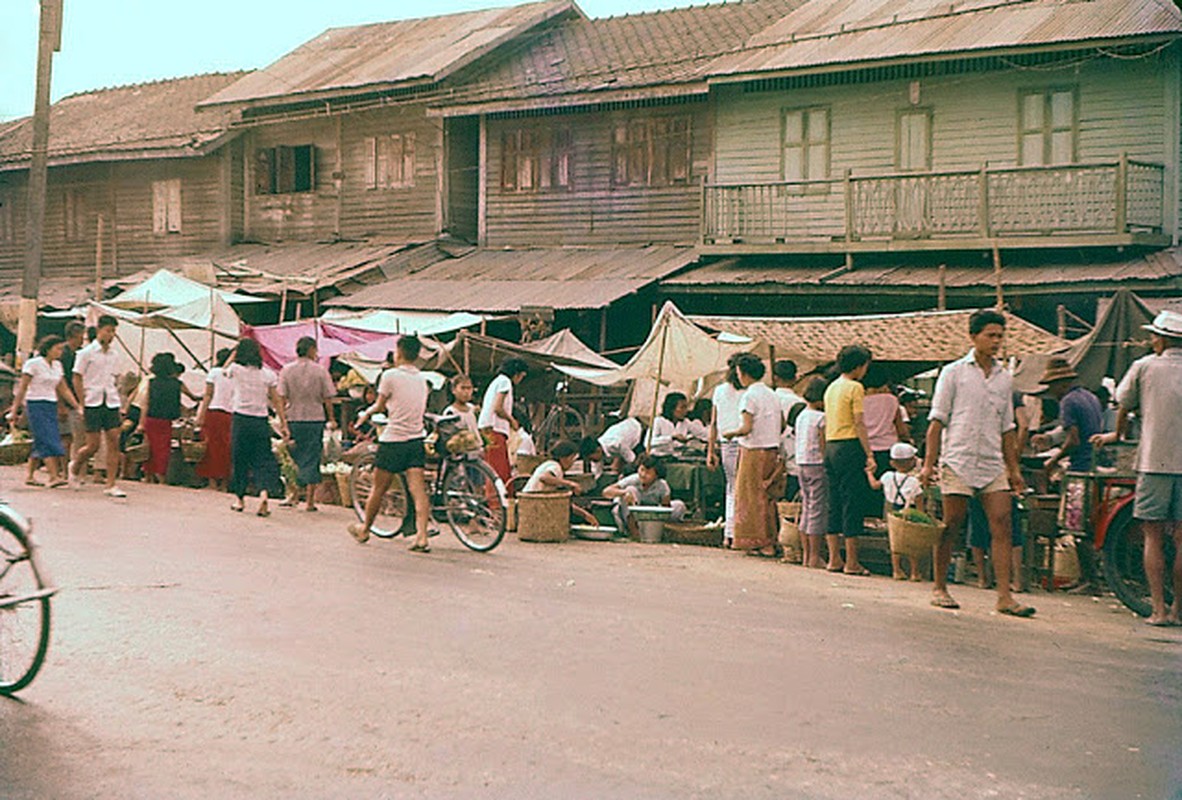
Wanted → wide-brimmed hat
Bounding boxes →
[1038,357,1078,387]
[1143,308,1182,338]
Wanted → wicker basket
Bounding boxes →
[181,440,207,463]
[333,469,353,507]
[887,511,946,560]
[777,501,802,563]
[517,491,571,543]
[515,454,546,478]
[0,441,32,466]
[125,441,151,464]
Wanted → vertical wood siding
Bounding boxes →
[484,101,712,247]
[245,119,339,242]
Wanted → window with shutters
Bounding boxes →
[610,116,691,187]
[0,196,12,242]
[500,127,572,193]
[363,133,416,189]
[152,179,182,235]
[1019,88,1077,166]
[254,144,316,194]
[62,187,85,241]
[896,109,932,171]
[781,107,830,182]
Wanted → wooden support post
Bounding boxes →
[645,320,669,451]
[937,263,947,311]
[279,287,288,323]
[94,214,104,303]
[768,344,777,388]
[1057,304,1067,339]
[978,164,990,238]
[992,244,1004,309]
[1115,151,1129,234]
[843,168,854,244]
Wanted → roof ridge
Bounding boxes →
[592,0,770,23]
[57,70,254,103]
[318,0,569,35]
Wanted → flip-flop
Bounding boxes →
[931,595,961,609]
[826,566,845,573]
[843,567,872,576]
[256,507,271,518]
[230,504,244,513]
[24,480,42,488]
[997,603,1037,618]
[745,548,779,559]
[48,480,68,488]
[1145,618,1178,627]
[408,542,431,553]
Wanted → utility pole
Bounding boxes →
[18,0,63,364]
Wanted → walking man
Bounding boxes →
[1115,309,1182,626]
[59,320,86,458]
[348,335,432,553]
[278,337,336,512]
[920,309,1034,617]
[69,314,127,498]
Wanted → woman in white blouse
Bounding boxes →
[225,339,289,517]
[707,356,745,548]
[10,335,83,487]
[649,392,690,457]
[722,353,784,557]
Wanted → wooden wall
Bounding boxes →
[0,153,230,283]
[483,100,711,247]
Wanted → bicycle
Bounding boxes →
[348,416,508,552]
[0,502,55,694]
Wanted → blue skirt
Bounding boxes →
[26,400,65,459]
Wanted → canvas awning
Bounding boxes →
[319,308,485,337]
[106,269,266,310]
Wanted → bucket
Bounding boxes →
[636,519,664,544]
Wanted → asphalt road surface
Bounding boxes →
[1,471,1179,799]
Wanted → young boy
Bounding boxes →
[522,439,598,526]
[868,441,926,581]
[603,454,686,539]
[794,377,829,569]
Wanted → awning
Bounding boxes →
[106,268,265,310]
[325,246,699,313]
[319,308,484,337]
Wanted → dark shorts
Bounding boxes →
[83,405,121,433]
[375,439,426,475]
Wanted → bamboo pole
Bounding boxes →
[644,316,670,451]
[992,245,1004,309]
[937,263,947,311]
[139,291,149,376]
[94,214,104,304]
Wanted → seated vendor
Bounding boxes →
[603,454,687,538]
[598,415,645,473]
[523,440,598,526]
[576,436,605,478]
[685,398,712,445]
[650,392,690,458]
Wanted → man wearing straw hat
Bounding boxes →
[1032,357,1104,473]
[920,309,1035,617]
[1114,309,1182,626]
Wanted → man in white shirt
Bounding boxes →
[69,315,126,498]
[349,335,432,552]
[921,309,1032,617]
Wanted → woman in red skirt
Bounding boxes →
[136,352,201,483]
[477,357,528,490]
[196,347,234,491]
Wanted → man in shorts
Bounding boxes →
[1115,309,1182,626]
[348,335,431,552]
[59,321,87,458]
[69,315,127,498]
[921,309,1034,617]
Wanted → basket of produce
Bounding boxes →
[0,432,32,466]
[125,439,151,465]
[887,504,945,560]
[325,462,353,506]
[181,439,207,463]
[445,429,483,455]
[776,501,803,563]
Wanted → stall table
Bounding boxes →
[665,460,724,521]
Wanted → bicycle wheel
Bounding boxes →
[1101,505,1175,618]
[536,405,585,454]
[442,459,507,552]
[0,516,51,694]
[349,453,411,539]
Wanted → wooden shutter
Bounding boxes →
[501,131,518,191]
[377,137,391,188]
[401,132,415,188]
[254,148,274,194]
[363,137,377,189]
[276,146,295,193]
[152,181,168,234]
[668,118,690,183]
[166,179,182,233]
[612,124,629,186]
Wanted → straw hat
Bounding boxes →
[1143,308,1182,338]
[1038,357,1078,387]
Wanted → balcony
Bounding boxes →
[701,158,1169,254]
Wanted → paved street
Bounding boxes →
[1,469,1179,799]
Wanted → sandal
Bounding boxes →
[48,479,68,488]
[256,506,271,518]
[230,503,244,513]
[24,480,43,488]
[843,567,872,576]
[931,594,961,610]
[408,542,431,553]
[997,603,1036,618]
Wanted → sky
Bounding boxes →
[0,0,689,121]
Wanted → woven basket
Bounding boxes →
[0,441,32,466]
[517,491,571,543]
[516,454,546,477]
[125,441,151,464]
[181,440,207,463]
[887,511,945,559]
[333,470,353,507]
[777,501,802,563]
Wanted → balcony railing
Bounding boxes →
[703,157,1164,249]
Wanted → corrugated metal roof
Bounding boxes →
[328,245,698,312]
[665,250,1182,290]
[0,72,248,169]
[710,0,1182,81]
[199,2,575,108]
[690,308,1067,362]
[434,0,802,113]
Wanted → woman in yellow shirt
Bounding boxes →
[823,345,876,576]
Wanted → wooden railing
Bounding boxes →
[703,157,1164,247]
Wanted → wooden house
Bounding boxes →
[0,72,248,307]
[660,0,1182,324]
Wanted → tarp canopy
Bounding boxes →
[690,308,1068,375]
[521,329,617,370]
[1013,289,1156,393]
[87,294,243,394]
[106,269,266,310]
[242,319,449,373]
[319,308,484,337]
[447,328,621,401]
